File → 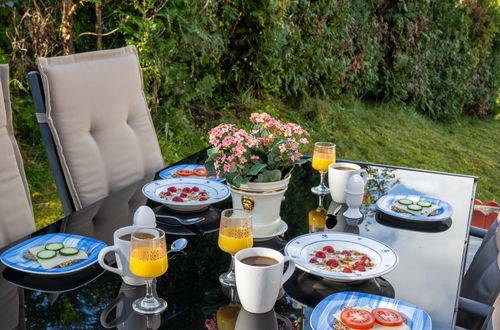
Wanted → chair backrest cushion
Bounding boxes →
[462,220,500,303]
[36,46,164,209]
[0,64,35,247]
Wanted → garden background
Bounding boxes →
[0,0,498,228]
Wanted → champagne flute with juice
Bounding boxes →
[311,142,336,195]
[129,228,168,314]
[218,209,253,286]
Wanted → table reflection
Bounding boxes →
[100,282,161,330]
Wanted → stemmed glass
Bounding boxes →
[218,209,253,286]
[311,142,336,195]
[129,228,169,314]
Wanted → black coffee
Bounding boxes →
[241,256,279,267]
[119,233,155,241]
[334,166,356,171]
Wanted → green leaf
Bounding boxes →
[204,160,217,177]
[232,175,245,187]
[206,147,218,159]
[248,164,267,176]
[295,158,309,165]
[254,169,282,182]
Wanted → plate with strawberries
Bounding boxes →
[284,232,398,282]
[143,178,230,212]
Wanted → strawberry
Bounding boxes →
[322,246,334,253]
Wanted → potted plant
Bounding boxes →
[205,112,310,237]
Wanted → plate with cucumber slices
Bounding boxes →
[376,194,453,222]
[0,233,107,275]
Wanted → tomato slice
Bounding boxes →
[193,168,209,176]
[176,169,193,177]
[340,308,375,329]
[372,308,405,326]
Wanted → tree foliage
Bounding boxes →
[0,0,498,125]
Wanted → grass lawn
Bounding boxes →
[22,97,499,228]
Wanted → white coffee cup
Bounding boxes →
[328,163,368,203]
[98,226,158,286]
[235,247,295,314]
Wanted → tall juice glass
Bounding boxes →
[218,209,253,286]
[129,228,168,314]
[311,142,336,195]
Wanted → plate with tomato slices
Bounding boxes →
[285,232,398,282]
[142,178,230,212]
[310,292,432,330]
[159,164,224,182]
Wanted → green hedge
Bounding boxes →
[1,0,498,125]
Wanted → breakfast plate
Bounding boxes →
[0,233,107,275]
[143,178,230,212]
[159,164,224,182]
[310,291,432,330]
[284,232,398,282]
[376,194,453,222]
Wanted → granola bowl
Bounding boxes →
[143,178,230,212]
[284,232,399,282]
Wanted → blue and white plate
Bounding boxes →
[310,291,432,330]
[284,232,398,282]
[376,194,453,222]
[143,178,230,212]
[159,164,224,182]
[0,233,107,275]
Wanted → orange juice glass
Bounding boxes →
[311,142,336,195]
[218,209,253,286]
[129,228,168,314]
[218,226,253,254]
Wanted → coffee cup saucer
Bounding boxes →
[253,219,288,241]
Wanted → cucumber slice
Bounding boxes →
[398,199,414,205]
[45,243,64,251]
[408,204,423,211]
[417,200,432,207]
[59,247,79,256]
[37,250,56,259]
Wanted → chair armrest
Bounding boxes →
[469,226,488,239]
[458,297,493,318]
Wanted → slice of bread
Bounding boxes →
[333,320,351,329]
[391,200,440,217]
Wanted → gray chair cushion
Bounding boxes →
[36,46,164,209]
[0,64,35,248]
[459,220,500,328]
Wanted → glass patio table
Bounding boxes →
[0,150,477,329]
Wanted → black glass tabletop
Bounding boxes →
[0,150,477,329]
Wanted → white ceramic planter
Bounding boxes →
[228,176,290,237]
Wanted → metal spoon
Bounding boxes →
[155,214,205,225]
[167,238,188,254]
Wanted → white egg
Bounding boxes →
[133,206,157,227]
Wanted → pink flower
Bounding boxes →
[223,163,235,173]
[278,144,287,153]
[250,155,260,160]
[300,138,309,144]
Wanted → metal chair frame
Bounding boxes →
[28,71,75,215]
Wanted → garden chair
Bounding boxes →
[28,46,164,214]
[456,214,500,329]
[0,64,36,248]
